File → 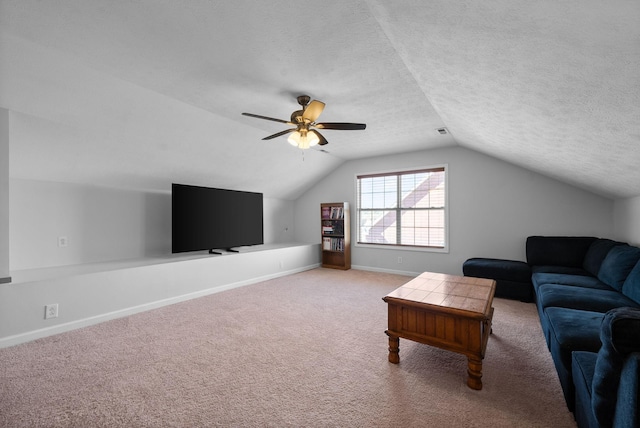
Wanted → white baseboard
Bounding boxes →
[351,265,419,277]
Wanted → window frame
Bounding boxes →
[354,164,449,253]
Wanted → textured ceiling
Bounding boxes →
[1,0,639,199]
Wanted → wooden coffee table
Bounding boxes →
[383,271,496,390]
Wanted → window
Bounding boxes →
[356,166,447,250]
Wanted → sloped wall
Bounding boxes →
[614,195,640,246]
[9,179,296,271]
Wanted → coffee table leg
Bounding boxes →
[467,357,483,390]
[386,331,400,364]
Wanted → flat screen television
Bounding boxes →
[172,183,264,254]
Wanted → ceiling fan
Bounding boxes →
[242,95,366,149]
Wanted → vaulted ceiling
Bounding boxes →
[1,1,639,199]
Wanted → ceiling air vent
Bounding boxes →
[436,128,448,135]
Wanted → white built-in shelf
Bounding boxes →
[10,243,310,284]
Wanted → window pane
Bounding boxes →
[414,227,431,246]
[370,176,385,193]
[414,210,429,227]
[384,191,397,208]
[429,209,445,228]
[384,176,396,193]
[361,176,397,209]
[358,210,397,244]
[382,226,397,244]
[401,210,415,228]
[401,174,418,208]
[428,228,445,247]
[360,189,373,209]
[384,176,397,208]
[360,177,374,194]
[400,227,415,246]
[428,172,446,208]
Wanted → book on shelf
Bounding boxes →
[322,237,344,252]
[322,220,344,236]
[329,206,344,219]
[323,237,332,250]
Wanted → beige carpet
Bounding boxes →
[0,268,576,427]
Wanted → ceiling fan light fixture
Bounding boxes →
[243,94,366,148]
[287,130,320,149]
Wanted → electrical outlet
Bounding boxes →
[45,304,59,319]
[397,257,403,264]
[58,236,68,247]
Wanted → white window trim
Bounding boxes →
[353,164,449,254]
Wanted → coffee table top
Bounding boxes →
[383,271,495,316]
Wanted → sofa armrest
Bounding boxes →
[613,352,640,428]
[592,307,640,427]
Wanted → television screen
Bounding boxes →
[172,183,263,254]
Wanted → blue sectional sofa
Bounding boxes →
[528,236,640,427]
[465,236,640,427]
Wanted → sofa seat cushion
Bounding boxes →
[545,307,604,410]
[572,351,598,428]
[622,260,640,305]
[537,284,640,313]
[532,265,591,276]
[546,307,604,355]
[598,246,640,291]
[532,272,611,294]
[583,239,628,276]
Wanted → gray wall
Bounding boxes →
[10,179,295,271]
[614,195,640,246]
[294,146,614,275]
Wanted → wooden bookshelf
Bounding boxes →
[321,202,351,270]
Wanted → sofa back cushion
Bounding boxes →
[526,236,597,267]
[583,239,628,276]
[622,260,640,304]
[598,246,640,291]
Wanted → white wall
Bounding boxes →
[1,243,319,347]
[0,109,9,282]
[294,146,614,275]
[3,176,306,347]
[10,179,296,271]
[614,195,640,246]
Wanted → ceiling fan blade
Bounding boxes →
[302,100,325,122]
[262,128,297,140]
[242,112,293,125]
[315,122,366,130]
[310,129,328,146]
